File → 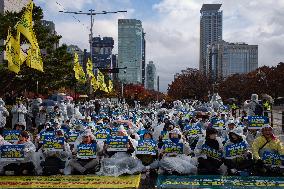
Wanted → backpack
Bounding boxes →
[254,103,263,116]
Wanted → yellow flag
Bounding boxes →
[5,30,21,74]
[15,0,39,49]
[73,53,86,83]
[86,58,94,78]
[26,48,43,72]
[108,79,113,92]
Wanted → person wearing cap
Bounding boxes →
[69,129,101,174]
[0,98,9,135]
[195,127,224,175]
[252,124,284,176]
[223,128,253,176]
[11,99,28,129]
[3,131,36,176]
[222,119,238,141]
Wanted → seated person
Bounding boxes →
[69,129,101,174]
[4,131,36,176]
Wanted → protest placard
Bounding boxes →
[162,141,183,154]
[225,141,247,159]
[211,118,225,129]
[248,116,269,129]
[106,136,128,152]
[0,144,25,161]
[43,137,64,151]
[39,131,55,144]
[95,129,110,141]
[201,144,223,159]
[184,124,202,136]
[67,131,79,144]
[136,139,157,155]
[262,151,283,167]
[77,143,97,159]
[3,130,20,143]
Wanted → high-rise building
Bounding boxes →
[207,40,258,80]
[0,0,29,64]
[200,4,222,75]
[146,61,157,90]
[92,37,114,69]
[142,31,146,86]
[40,20,58,54]
[118,19,143,84]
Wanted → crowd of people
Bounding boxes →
[0,93,283,177]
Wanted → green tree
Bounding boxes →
[0,4,74,97]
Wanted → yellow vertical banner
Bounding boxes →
[5,30,21,74]
[26,48,43,72]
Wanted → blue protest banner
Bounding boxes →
[201,144,223,159]
[162,141,183,154]
[248,116,269,129]
[43,137,64,151]
[136,139,157,155]
[184,124,202,136]
[211,118,225,129]
[95,129,110,141]
[39,131,55,144]
[3,130,21,143]
[0,144,25,161]
[160,131,169,141]
[262,151,283,167]
[225,141,247,159]
[67,131,79,144]
[77,143,97,159]
[106,136,128,152]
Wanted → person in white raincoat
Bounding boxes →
[0,98,9,134]
[158,128,197,175]
[3,131,36,175]
[11,99,28,128]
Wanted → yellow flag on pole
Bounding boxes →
[73,53,86,83]
[108,79,113,92]
[15,0,39,49]
[26,48,43,72]
[5,30,21,74]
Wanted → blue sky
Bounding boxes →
[33,0,284,92]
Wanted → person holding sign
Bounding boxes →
[195,127,224,175]
[223,129,253,176]
[69,129,101,174]
[3,131,36,176]
[252,124,284,176]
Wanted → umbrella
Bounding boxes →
[40,100,56,107]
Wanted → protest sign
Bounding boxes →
[160,131,169,141]
[162,141,183,154]
[184,124,202,136]
[136,139,157,155]
[95,129,110,141]
[43,137,64,151]
[67,131,79,144]
[3,130,20,143]
[225,141,247,159]
[211,118,225,129]
[39,131,55,144]
[106,136,128,152]
[0,144,25,161]
[77,143,97,159]
[248,116,269,129]
[201,144,222,159]
[262,151,283,167]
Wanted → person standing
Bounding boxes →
[0,98,9,135]
[11,98,27,129]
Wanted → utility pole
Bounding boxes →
[59,9,127,96]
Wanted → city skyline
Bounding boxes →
[33,0,284,92]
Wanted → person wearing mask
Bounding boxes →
[3,131,36,175]
[252,125,284,176]
[195,127,224,175]
[223,129,253,176]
